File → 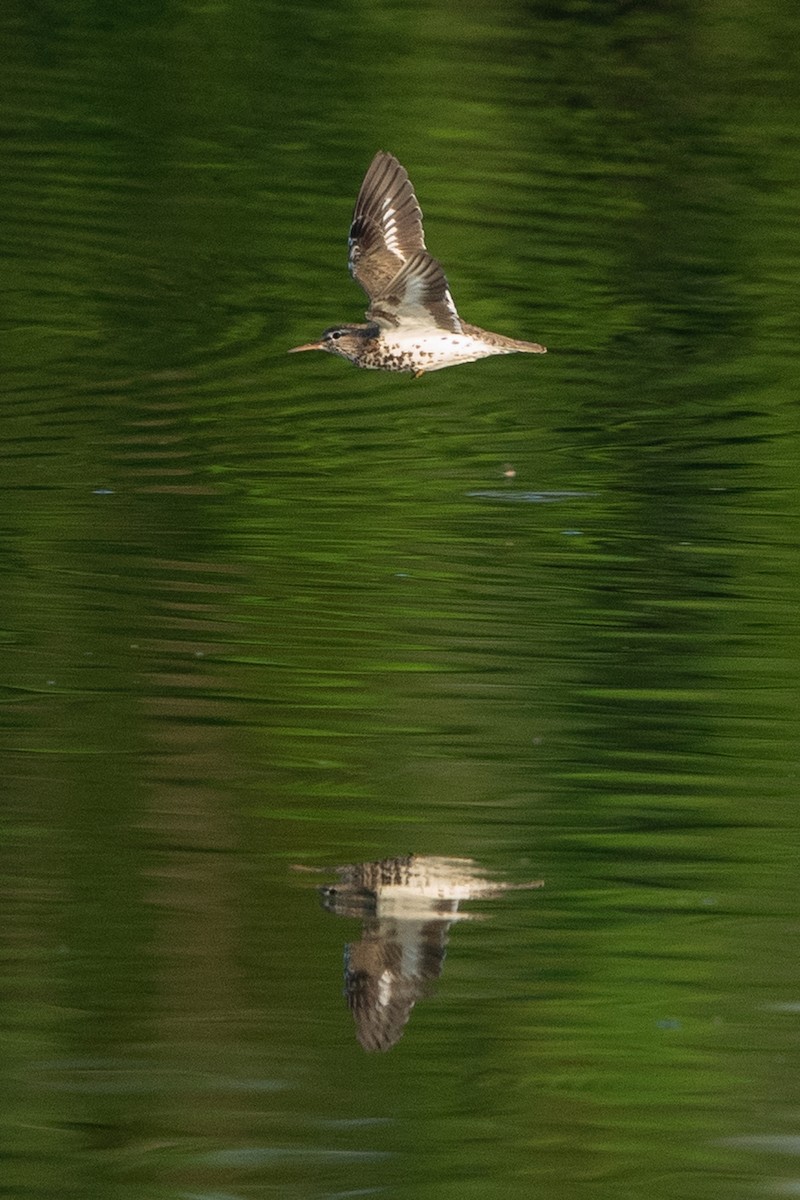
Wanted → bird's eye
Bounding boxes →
[331,330,342,340]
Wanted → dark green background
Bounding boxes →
[3,2,800,1197]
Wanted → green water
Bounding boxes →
[3,2,800,1197]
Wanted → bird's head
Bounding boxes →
[288,324,374,364]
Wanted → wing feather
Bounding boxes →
[367,251,463,335]
[348,152,428,300]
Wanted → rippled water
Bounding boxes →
[4,2,800,1198]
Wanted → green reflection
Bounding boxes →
[3,1,800,1198]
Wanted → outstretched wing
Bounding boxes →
[367,251,463,334]
[348,152,463,334]
[348,152,428,299]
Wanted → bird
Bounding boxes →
[320,855,544,1051]
[288,151,547,378]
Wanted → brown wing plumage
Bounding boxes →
[368,251,462,334]
[348,152,427,297]
[348,152,463,334]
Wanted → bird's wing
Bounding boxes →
[348,151,430,301]
[367,251,463,335]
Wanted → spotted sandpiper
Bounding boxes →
[288,152,547,378]
[320,855,544,1052]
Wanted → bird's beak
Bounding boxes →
[287,340,325,353]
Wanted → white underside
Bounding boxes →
[379,332,514,371]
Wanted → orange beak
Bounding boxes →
[288,340,325,353]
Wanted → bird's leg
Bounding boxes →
[413,369,425,379]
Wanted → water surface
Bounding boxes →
[3,2,800,1198]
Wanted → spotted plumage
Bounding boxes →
[289,152,547,377]
[320,855,544,1051]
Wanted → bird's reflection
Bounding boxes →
[319,855,543,1052]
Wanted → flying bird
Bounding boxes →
[289,152,547,377]
[320,855,544,1051]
